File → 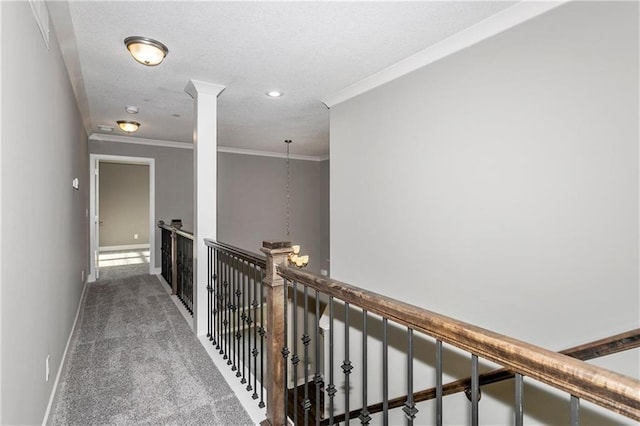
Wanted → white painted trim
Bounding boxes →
[89,154,156,281]
[89,133,330,162]
[89,133,193,150]
[152,267,162,275]
[99,244,150,252]
[322,0,568,107]
[218,146,329,162]
[42,280,88,426]
[184,79,226,99]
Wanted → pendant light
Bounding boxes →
[285,140,309,268]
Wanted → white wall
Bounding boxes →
[1,2,89,423]
[218,152,330,275]
[330,2,638,424]
[99,162,150,247]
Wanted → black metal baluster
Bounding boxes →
[343,302,352,426]
[259,267,265,408]
[215,249,222,351]
[303,285,311,426]
[211,247,218,345]
[570,395,580,426]
[403,328,418,425]
[241,259,247,385]
[207,246,211,339]
[225,252,231,363]
[327,296,335,426]
[282,278,290,423]
[292,281,299,424]
[515,373,523,426]
[315,290,322,426]
[251,264,259,400]
[436,340,443,426]
[246,261,253,392]
[471,354,479,426]
[233,255,239,372]
[382,318,388,426]
[359,310,370,425]
[235,256,242,376]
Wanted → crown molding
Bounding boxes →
[218,146,329,162]
[89,133,194,149]
[89,133,329,161]
[322,0,567,108]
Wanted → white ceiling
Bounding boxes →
[50,1,517,157]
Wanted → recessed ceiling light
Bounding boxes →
[98,125,113,132]
[125,105,139,114]
[124,36,168,66]
[117,120,140,133]
[266,91,283,98]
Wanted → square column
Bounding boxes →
[185,79,225,335]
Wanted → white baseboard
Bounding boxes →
[42,280,88,425]
[99,244,149,252]
[152,267,162,275]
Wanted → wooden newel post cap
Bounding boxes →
[261,240,293,254]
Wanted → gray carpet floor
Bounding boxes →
[48,273,253,425]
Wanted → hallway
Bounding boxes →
[48,273,252,425]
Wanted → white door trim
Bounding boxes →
[88,154,156,282]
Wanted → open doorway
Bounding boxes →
[89,154,155,282]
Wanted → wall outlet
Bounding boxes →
[134,234,139,240]
[320,269,328,276]
[45,355,50,382]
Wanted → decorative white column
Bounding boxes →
[185,79,225,336]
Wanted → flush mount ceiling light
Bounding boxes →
[266,91,283,98]
[125,105,139,114]
[97,125,113,132]
[117,120,140,133]
[124,36,168,66]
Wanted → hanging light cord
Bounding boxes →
[285,140,291,240]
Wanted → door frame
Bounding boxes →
[88,154,156,282]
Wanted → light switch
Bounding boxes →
[72,177,79,190]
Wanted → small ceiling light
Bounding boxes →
[117,120,140,133]
[266,91,283,98]
[124,36,168,66]
[125,105,139,114]
[97,125,113,132]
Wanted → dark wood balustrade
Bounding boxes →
[158,221,194,314]
[200,239,640,425]
[268,244,640,424]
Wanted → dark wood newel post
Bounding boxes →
[261,240,292,426]
[170,229,178,295]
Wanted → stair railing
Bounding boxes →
[259,241,640,426]
[158,221,194,314]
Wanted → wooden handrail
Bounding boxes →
[158,222,194,240]
[204,238,266,268]
[324,329,640,424]
[277,265,640,420]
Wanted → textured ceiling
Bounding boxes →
[52,1,516,156]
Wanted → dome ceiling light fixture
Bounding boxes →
[266,91,283,98]
[117,120,140,133]
[124,36,169,66]
[125,105,139,114]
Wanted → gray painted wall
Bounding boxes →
[89,142,193,268]
[218,152,330,275]
[1,2,89,423]
[99,162,150,247]
[330,2,638,424]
